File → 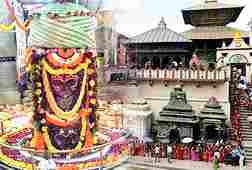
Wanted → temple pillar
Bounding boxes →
[204,41,207,59]
[0,32,19,104]
[160,56,163,69]
[150,56,154,69]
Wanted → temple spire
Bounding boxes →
[158,17,166,29]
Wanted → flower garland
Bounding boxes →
[0,150,33,170]
[45,112,80,127]
[42,63,87,120]
[47,51,83,68]
[42,59,89,75]
[0,23,15,31]
[0,127,129,170]
[0,130,34,170]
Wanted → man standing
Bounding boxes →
[213,154,220,170]
[167,144,172,163]
[154,144,160,163]
[239,154,245,170]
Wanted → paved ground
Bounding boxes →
[113,156,252,170]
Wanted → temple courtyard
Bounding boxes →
[114,157,252,170]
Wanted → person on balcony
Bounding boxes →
[190,53,200,70]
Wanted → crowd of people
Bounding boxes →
[128,140,246,169]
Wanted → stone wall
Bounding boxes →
[102,81,230,120]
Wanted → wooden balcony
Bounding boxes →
[131,69,227,83]
[107,68,227,86]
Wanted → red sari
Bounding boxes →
[219,151,225,163]
[178,147,184,160]
[172,145,177,159]
[183,147,190,160]
[202,150,209,162]
[175,146,180,159]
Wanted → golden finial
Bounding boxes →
[234,32,242,47]
[234,32,241,39]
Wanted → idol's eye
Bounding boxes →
[66,79,78,87]
[51,79,62,86]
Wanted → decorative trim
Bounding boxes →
[143,97,229,103]
[0,57,16,62]
[42,59,89,75]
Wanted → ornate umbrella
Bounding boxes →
[182,137,193,144]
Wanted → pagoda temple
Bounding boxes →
[126,17,192,69]
[182,0,249,63]
[155,85,199,143]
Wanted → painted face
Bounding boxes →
[48,120,81,150]
[48,71,84,111]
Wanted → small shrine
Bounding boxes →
[216,32,252,79]
[198,97,227,142]
[123,99,153,140]
[96,100,123,129]
[156,85,198,143]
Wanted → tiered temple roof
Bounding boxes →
[182,0,244,26]
[128,18,191,44]
[182,0,248,40]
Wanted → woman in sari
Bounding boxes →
[183,146,190,160]
[191,146,196,161]
[213,155,220,170]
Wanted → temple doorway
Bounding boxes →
[232,63,246,76]
[205,125,218,140]
[152,56,160,69]
[169,128,181,144]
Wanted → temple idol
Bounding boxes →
[26,3,97,152]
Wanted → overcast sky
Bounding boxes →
[104,0,252,37]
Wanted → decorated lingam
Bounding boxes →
[0,1,131,170]
[26,3,97,152]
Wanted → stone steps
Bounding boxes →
[240,114,252,117]
[240,111,252,164]
[240,126,250,130]
[241,130,252,135]
[242,135,252,139]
